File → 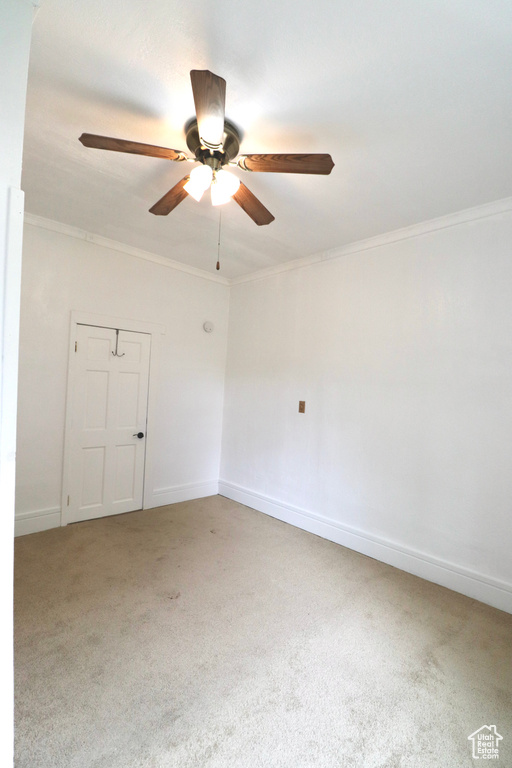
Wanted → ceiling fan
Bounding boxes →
[79,70,334,226]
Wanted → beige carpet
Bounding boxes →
[14,495,512,767]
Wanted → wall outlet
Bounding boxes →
[298,401,306,413]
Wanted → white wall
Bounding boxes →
[220,201,512,613]
[16,222,229,532]
[1,1,37,764]
[17,200,512,614]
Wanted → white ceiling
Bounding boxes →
[23,0,512,279]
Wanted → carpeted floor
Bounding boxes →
[14,495,512,767]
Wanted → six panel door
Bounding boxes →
[67,324,151,522]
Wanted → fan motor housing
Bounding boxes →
[185,118,241,167]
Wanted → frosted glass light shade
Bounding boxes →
[211,170,240,206]
[184,164,213,202]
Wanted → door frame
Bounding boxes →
[61,310,165,526]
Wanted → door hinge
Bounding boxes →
[75,341,78,352]
[67,495,70,506]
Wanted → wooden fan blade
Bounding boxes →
[149,176,190,215]
[232,182,275,226]
[190,70,226,150]
[79,133,188,162]
[237,153,334,175]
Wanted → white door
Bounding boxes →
[66,324,151,523]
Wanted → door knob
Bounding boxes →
[133,432,144,439]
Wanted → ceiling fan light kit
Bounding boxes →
[211,170,240,206]
[78,69,334,226]
[183,164,213,201]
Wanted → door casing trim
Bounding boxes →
[61,311,166,525]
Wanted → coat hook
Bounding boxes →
[112,329,125,357]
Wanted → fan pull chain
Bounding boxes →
[216,210,222,271]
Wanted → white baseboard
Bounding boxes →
[15,507,61,537]
[14,481,219,537]
[218,480,512,615]
[150,480,219,508]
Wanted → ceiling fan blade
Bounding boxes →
[190,70,226,150]
[232,182,275,226]
[149,176,190,215]
[79,133,188,162]
[237,153,334,175]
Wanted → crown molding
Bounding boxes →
[229,196,512,286]
[25,196,512,288]
[23,213,230,286]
